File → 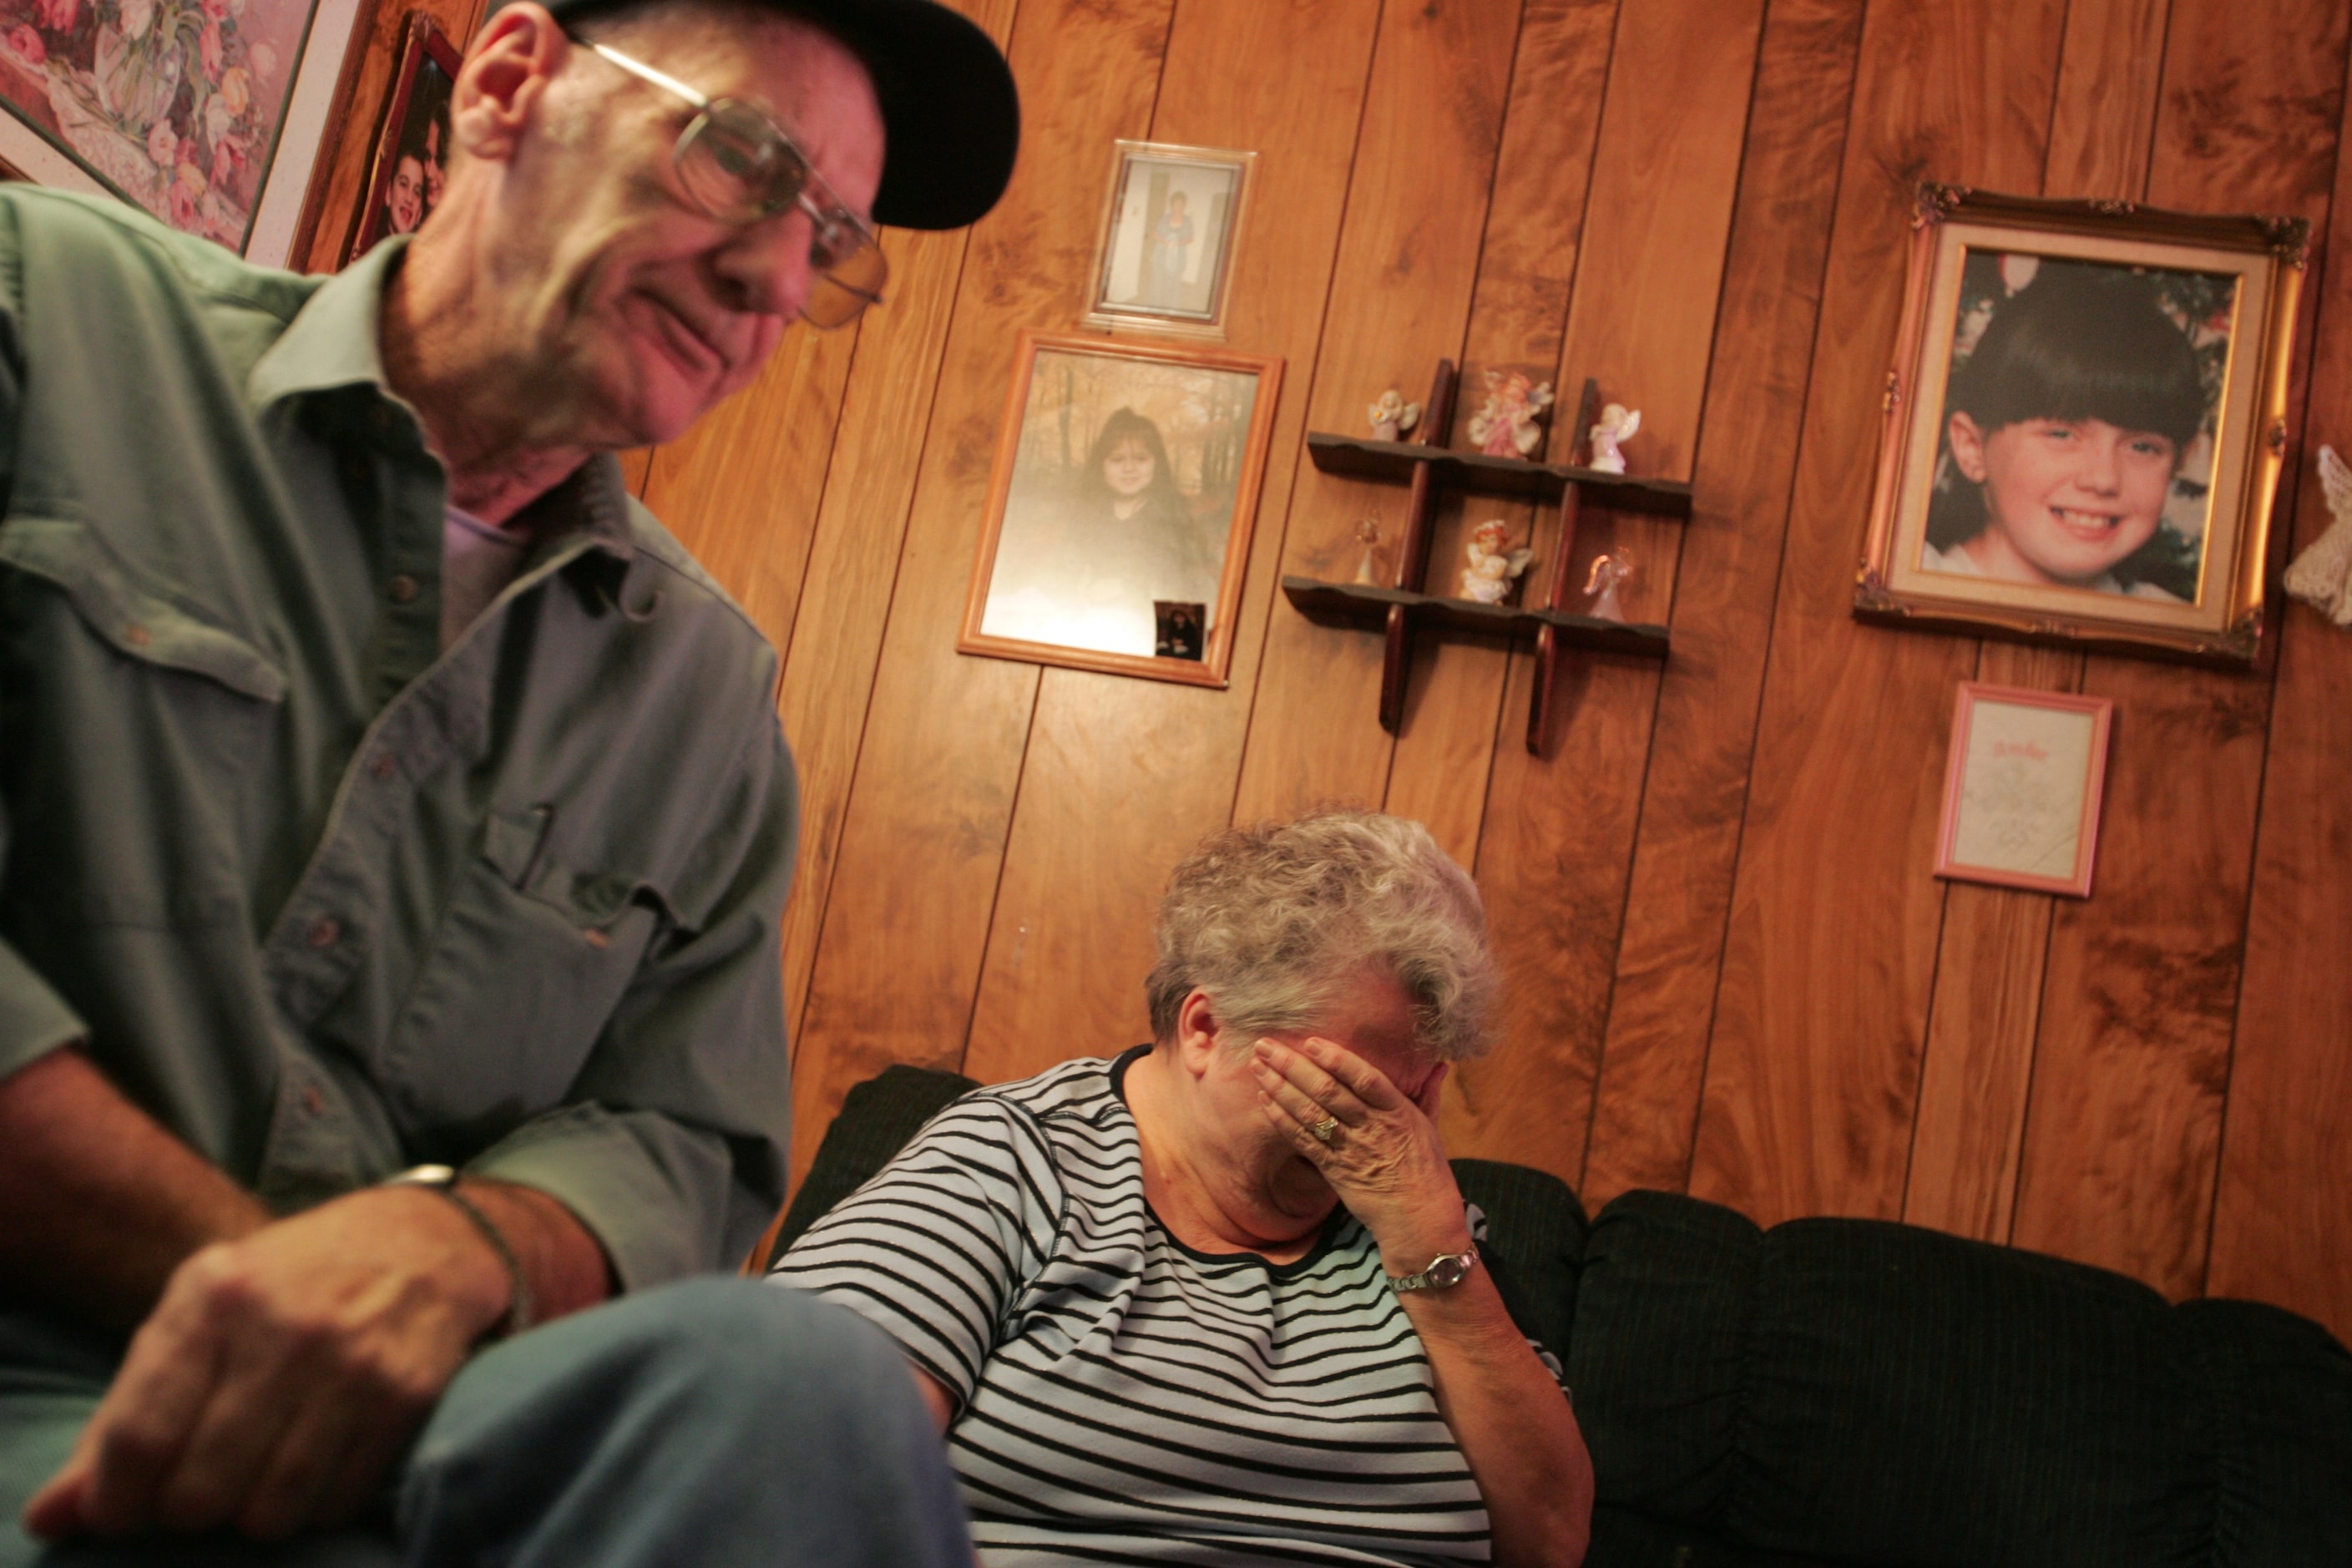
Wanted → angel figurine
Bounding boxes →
[1352,518,1384,585]
[1459,519,1533,604]
[2284,443,2352,626]
[1586,402,1641,474]
[1466,370,1555,458]
[1368,388,1421,443]
[1584,554,1633,622]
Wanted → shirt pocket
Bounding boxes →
[0,513,282,929]
[377,803,681,1138]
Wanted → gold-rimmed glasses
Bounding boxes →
[577,35,888,328]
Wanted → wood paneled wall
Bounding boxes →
[613,0,2351,1341]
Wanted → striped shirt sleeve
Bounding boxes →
[770,1094,1063,1408]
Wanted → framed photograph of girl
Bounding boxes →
[1857,185,2307,666]
[1081,139,1254,339]
[0,0,370,265]
[960,331,1283,687]
[341,11,457,263]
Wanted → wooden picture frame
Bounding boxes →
[1934,681,2115,898]
[960,331,1282,687]
[340,12,458,264]
[1857,185,2307,667]
[0,0,374,266]
[1080,139,1254,340]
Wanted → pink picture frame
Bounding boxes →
[1933,681,2115,898]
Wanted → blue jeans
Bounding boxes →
[0,1280,969,1568]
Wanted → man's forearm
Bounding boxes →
[0,1047,271,1330]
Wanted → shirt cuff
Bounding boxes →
[465,1101,735,1293]
[0,938,88,1080]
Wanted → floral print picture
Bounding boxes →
[0,0,316,251]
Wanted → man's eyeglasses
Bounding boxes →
[577,36,888,329]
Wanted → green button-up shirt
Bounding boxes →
[0,188,797,1303]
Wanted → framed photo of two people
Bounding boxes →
[1859,185,2306,666]
[961,331,1282,688]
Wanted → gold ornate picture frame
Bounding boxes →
[1857,185,2307,667]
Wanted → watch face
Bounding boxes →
[1428,1253,1472,1288]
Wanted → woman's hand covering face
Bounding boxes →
[1250,1037,1471,1273]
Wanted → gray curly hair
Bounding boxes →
[1144,809,1500,1062]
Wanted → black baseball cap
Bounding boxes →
[521,0,1019,230]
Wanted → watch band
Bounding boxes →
[383,1164,535,1338]
[1387,1249,1478,1293]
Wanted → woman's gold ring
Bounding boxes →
[1310,1115,1340,1144]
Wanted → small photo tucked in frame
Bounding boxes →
[961,331,1283,688]
[342,14,461,263]
[1083,140,1254,338]
[1859,188,2304,666]
[1933,681,2114,899]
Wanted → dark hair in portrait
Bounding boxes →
[1930,258,2210,598]
[1080,406,1189,523]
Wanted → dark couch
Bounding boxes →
[771,1065,2352,1567]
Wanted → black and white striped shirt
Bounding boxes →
[774,1050,1531,1565]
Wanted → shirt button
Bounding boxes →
[122,622,152,647]
[301,1084,326,1116]
[370,753,397,781]
[388,574,420,604]
[307,917,341,948]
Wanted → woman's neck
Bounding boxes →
[1110,493,1147,521]
[1121,1050,1328,1263]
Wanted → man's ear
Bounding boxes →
[1946,409,1991,483]
[453,2,569,164]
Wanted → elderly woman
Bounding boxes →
[772,811,1592,1566]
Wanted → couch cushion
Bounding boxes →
[2180,1297,2352,1562]
[768,1063,979,1265]
[1453,1157,1588,1359]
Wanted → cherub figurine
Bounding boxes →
[1586,402,1641,473]
[1352,518,1384,585]
[2284,443,2352,625]
[1584,553,1634,621]
[1466,370,1555,458]
[1368,388,1421,443]
[1459,518,1533,604]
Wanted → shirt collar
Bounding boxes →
[245,235,410,411]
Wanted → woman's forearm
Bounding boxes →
[1397,1268,1592,1568]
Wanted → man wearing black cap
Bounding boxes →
[0,0,1015,1562]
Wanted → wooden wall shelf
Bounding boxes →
[1306,432,1694,516]
[1282,577,1671,655]
[1295,360,1695,751]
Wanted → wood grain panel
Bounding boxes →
[1445,0,1764,1186]
[959,0,1382,1086]
[776,220,984,1039]
[640,330,857,657]
[1577,0,1868,1206]
[2208,75,2352,1334]
[1381,0,1621,869]
[786,0,1176,1185]
[1687,0,2067,1227]
[2012,0,2349,1297]
[1226,0,1522,824]
[1899,0,2164,1242]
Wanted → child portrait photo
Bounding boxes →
[1859,188,2303,665]
[962,332,1282,687]
[345,15,458,261]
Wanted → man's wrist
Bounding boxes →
[381,1166,534,1338]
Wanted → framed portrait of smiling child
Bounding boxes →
[342,14,461,263]
[1857,186,2306,666]
[961,331,1282,686]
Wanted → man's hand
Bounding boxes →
[22,1184,512,1541]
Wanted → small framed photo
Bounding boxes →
[960,330,1283,687]
[1934,681,2115,898]
[341,13,458,263]
[1858,185,2307,666]
[1081,139,1254,338]
[0,0,370,263]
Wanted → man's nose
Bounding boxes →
[715,206,816,321]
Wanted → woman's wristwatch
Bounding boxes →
[1387,1250,1478,1292]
